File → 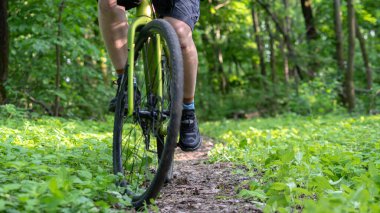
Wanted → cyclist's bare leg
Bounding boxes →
[164,17,201,151]
[164,17,198,103]
[98,0,128,72]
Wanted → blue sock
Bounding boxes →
[183,102,195,110]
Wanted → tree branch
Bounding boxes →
[215,0,231,10]
[255,0,286,36]
[27,95,54,116]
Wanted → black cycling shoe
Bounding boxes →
[178,109,202,151]
[108,75,123,112]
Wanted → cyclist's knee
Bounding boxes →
[164,17,194,51]
[177,27,192,48]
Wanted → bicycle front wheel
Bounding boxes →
[112,19,183,208]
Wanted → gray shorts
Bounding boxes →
[152,0,200,31]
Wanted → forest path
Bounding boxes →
[155,137,262,212]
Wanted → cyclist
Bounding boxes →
[98,0,202,151]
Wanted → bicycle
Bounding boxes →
[112,0,184,208]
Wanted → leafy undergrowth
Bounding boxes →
[0,107,131,212]
[202,114,380,212]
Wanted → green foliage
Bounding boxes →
[8,0,113,118]
[0,104,27,119]
[194,0,380,119]
[202,114,380,212]
[0,110,132,211]
[5,0,379,119]
[287,77,344,115]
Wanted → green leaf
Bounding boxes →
[239,139,248,148]
[329,177,343,185]
[52,91,67,100]
[77,170,92,180]
[270,182,287,191]
[1,184,21,192]
[0,200,5,211]
[279,148,294,164]
[95,200,110,209]
[368,162,377,178]
[312,176,334,191]
[48,178,63,198]
[238,189,267,201]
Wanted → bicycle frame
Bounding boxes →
[124,0,164,117]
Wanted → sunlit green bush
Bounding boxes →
[287,78,344,115]
[202,114,380,212]
[0,115,131,212]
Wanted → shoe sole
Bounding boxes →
[178,136,203,152]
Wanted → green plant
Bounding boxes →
[202,114,380,212]
[0,104,26,119]
[0,115,131,212]
[287,77,343,115]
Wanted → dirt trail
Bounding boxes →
[155,138,262,213]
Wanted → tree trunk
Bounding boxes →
[282,0,300,92]
[251,3,266,86]
[280,40,289,85]
[333,0,345,72]
[54,0,65,116]
[300,0,318,40]
[200,25,227,93]
[0,0,8,104]
[355,20,372,90]
[265,16,276,86]
[300,0,318,77]
[211,25,227,93]
[256,0,303,82]
[345,0,356,112]
[281,0,289,85]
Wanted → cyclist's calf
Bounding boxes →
[98,0,129,71]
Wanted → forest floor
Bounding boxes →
[2,108,379,212]
[155,137,261,213]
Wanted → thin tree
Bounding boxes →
[251,3,266,88]
[0,0,8,104]
[280,39,289,85]
[300,0,318,77]
[198,1,228,93]
[281,0,290,84]
[256,0,303,87]
[300,0,318,40]
[345,0,356,112]
[265,15,276,87]
[355,19,372,90]
[333,0,344,72]
[54,0,65,116]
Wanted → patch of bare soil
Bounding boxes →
[155,138,262,213]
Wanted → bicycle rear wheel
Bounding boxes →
[112,19,183,208]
